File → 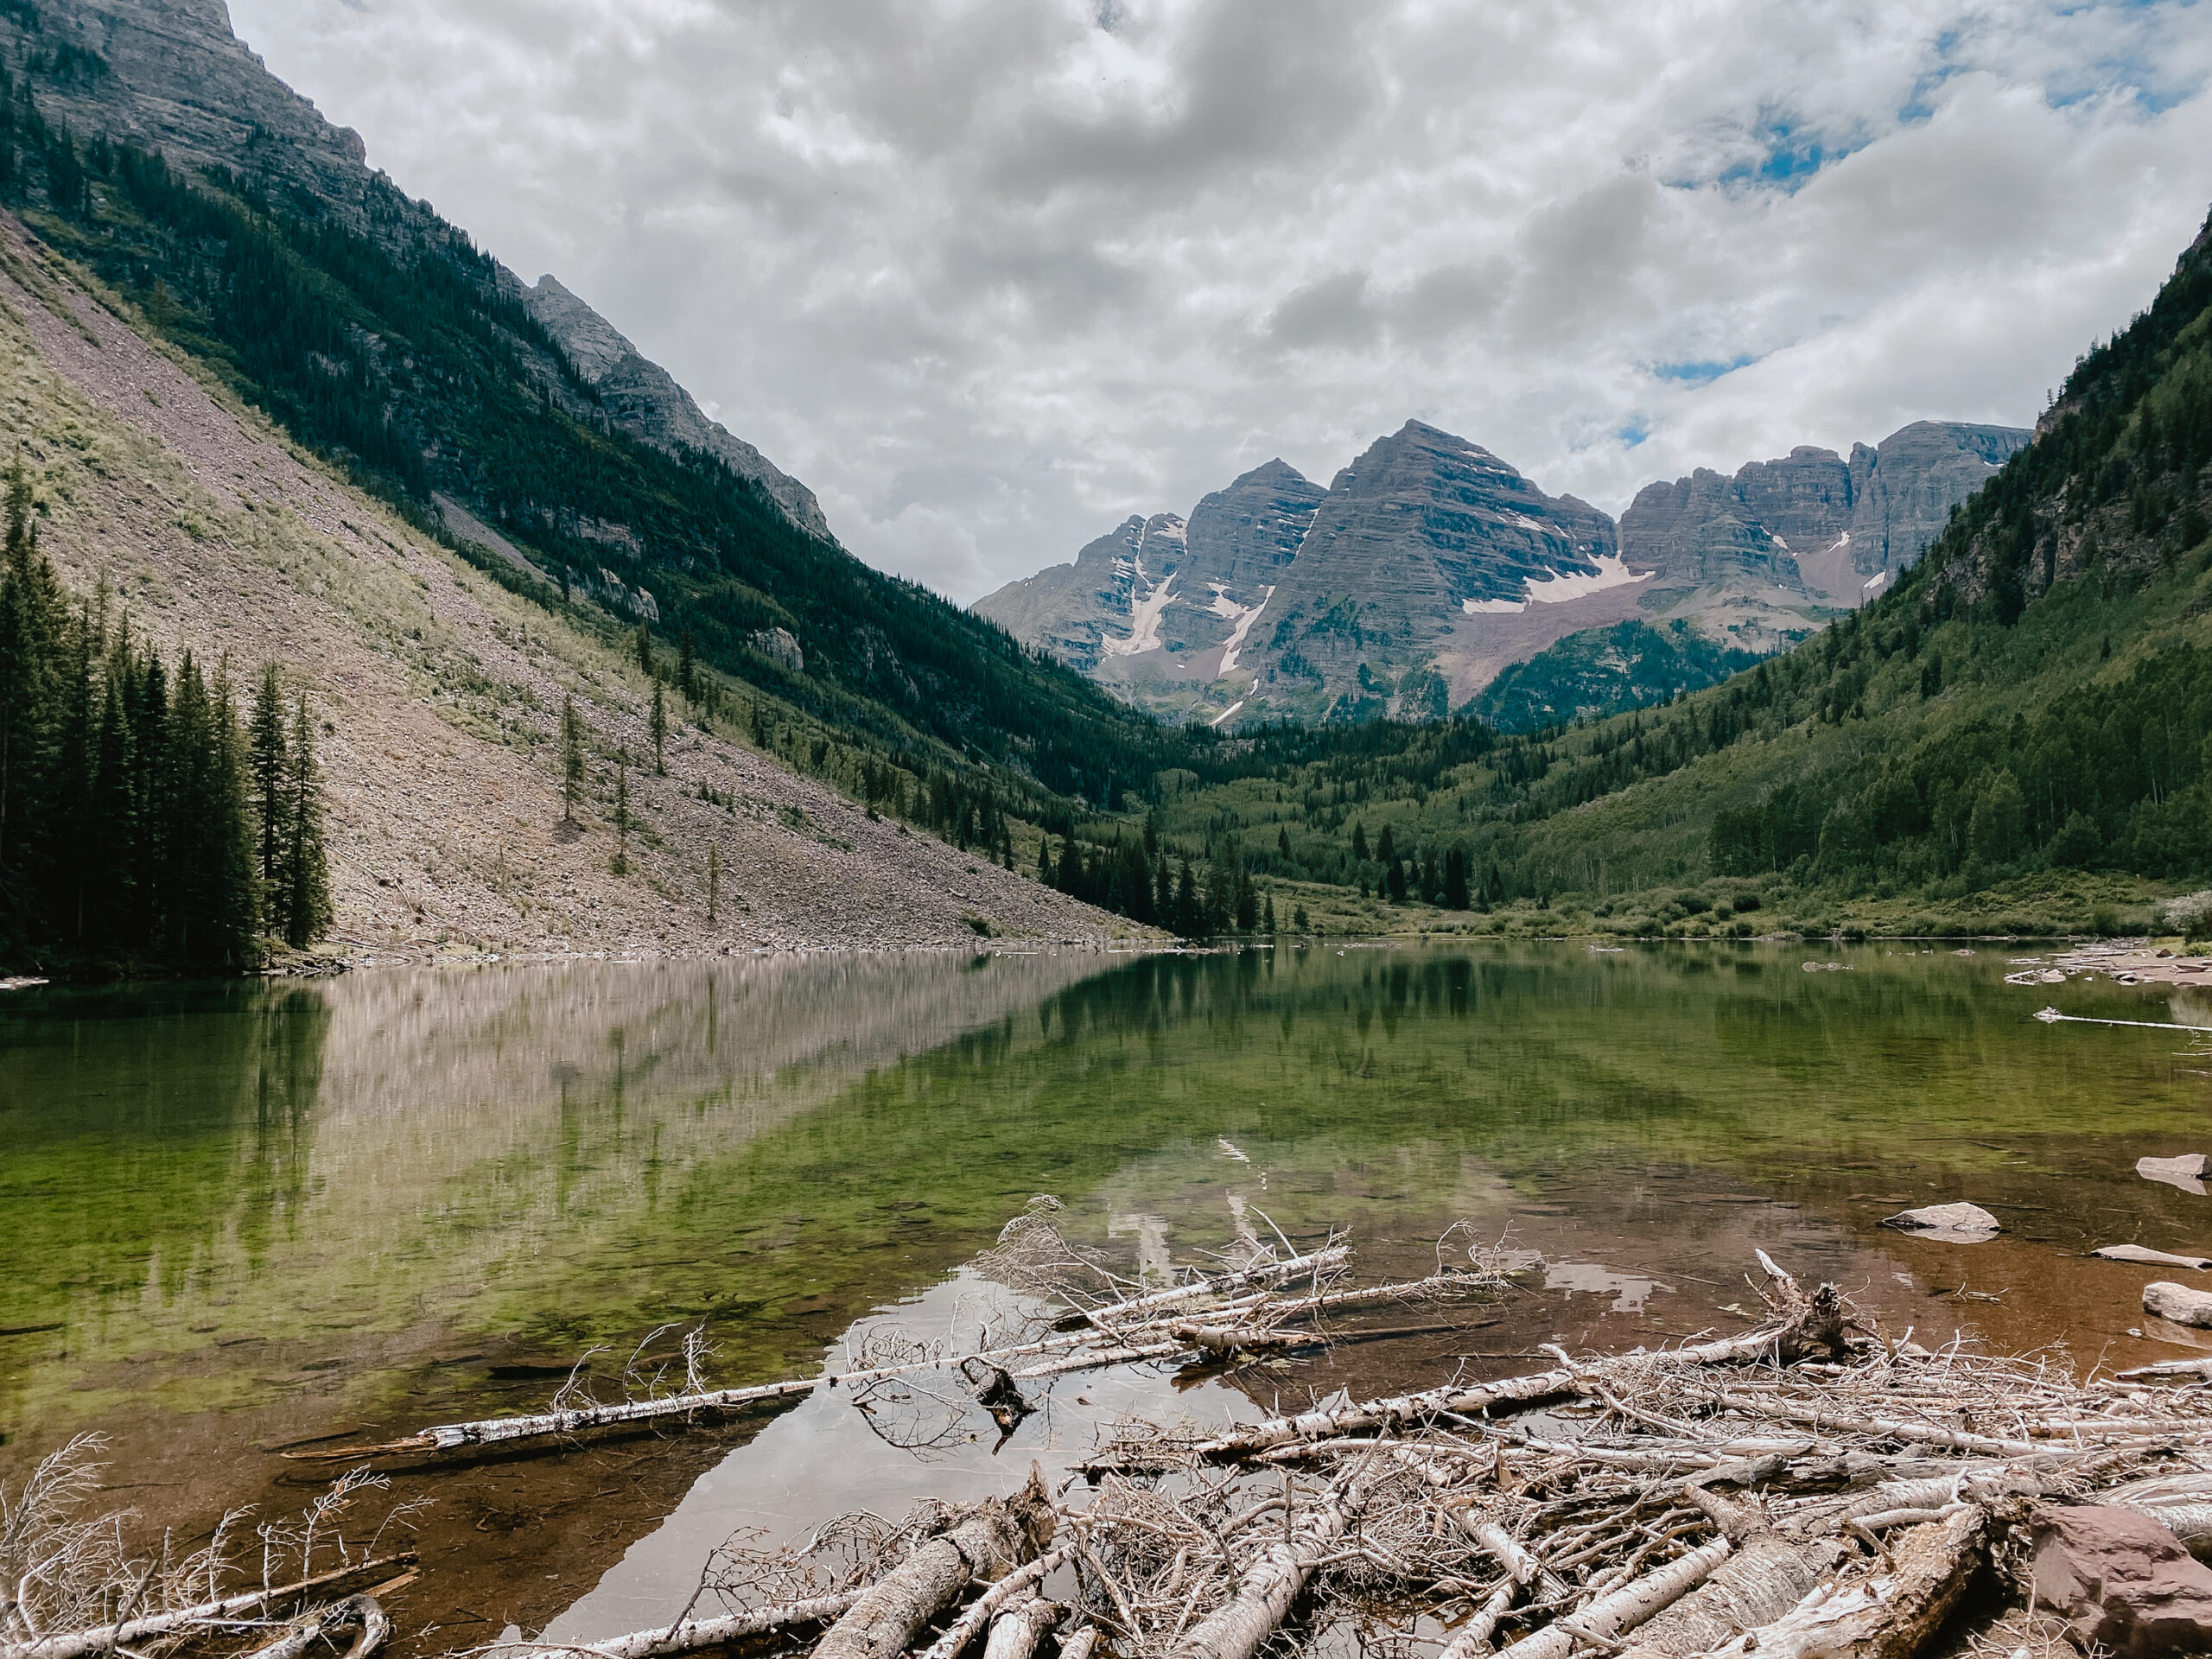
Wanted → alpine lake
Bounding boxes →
[4,941,2210,1649]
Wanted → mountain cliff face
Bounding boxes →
[1621,422,2031,608]
[983,417,2032,729]
[10,0,830,541]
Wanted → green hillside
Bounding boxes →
[0,40,1198,839]
[1470,620,1765,734]
[1119,208,2212,937]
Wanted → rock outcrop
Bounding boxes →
[979,421,2030,729]
[10,0,833,543]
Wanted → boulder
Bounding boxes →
[2139,1154,2211,1196]
[1878,1202,2001,1242]
[2145,1282,2212,1328]
[2029,1503,2212,1657]
[2097,1245,2212,1270]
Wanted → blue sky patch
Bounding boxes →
[1653,354,1758,386]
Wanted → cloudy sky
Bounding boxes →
[230,0,2212,603]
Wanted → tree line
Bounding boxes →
[0,465,331,970]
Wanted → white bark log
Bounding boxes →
[1615,1539,1817,1659]
[1440,1521,1542,1659]
[1168,1484,1356,1659]
[915,1548,1072,1659]
[11,1556,414,1659]
[980,1597,1059,1659]
[1693,1510,1985,1659]
[488,1592,865,1659]
[1494,1539,1733,1659]
[815,1475,1053,1659]
[1050,1247,1351,1331]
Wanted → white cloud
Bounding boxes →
[230,0,2212,601]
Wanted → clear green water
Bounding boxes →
[5,942,2211,1477]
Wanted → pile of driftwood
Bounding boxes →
[509,1251,2212,1659]
[21,1207,2212,1659]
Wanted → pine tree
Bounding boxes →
[1263,893,1276,932]
[650,681,668,775]
[1173,858,1198,938]
[248,662,286,888]
[678,628,697,700]
[0,456,61,887]
[1037,836,1053,882]
[1278,825,1292,861]
[561,694,584,823]
[278,695,331,948]
[1443,847,1471,910]
[611,758,631,875]
[1351,821,1369,861]
[635,624,654,678]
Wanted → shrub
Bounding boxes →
[1732,893,1763,912]
[1678,892,1712,914]
[2158,891,2212,941]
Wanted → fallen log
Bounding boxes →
[10,1555,416,1659]
[245,1596,391,1659]
[497,1592,867,1659]
[1092,1294,1845,1469]
[814,1471,1054,1659]
[979,1597,1059,1659]
[1167,1477,1360,1659]
[1616,1491,1821,1659]
[1494,1538,1734,1659]
[1048,1247,1351,1331]
[1693,1509,1986,1659]
[1439,1521,1541,1659]
[914,1548,1073,1659]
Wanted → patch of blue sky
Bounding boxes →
[1708,115,1870,195]
[1652,354,1758,386]
[1617,422,1650,448]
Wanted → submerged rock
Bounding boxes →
[2145,1281,2212,1328]
[2029,1503,2212,1658]
[2097,1245,2212,1270]
[2139,1154,2212,1196]
[1879,1201,2001,1242]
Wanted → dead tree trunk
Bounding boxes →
[979,1597,1060,1659]
[1494,1539,1734,1659]
[1440,1520,1541,1659]
[16,1555,415,1659]
[1168,1479,1359,1659]
[1618,1492,1821,1659]
[815,1472,1054,1659]
[554,1592,867,1659]
[1694,1510,1986,1659]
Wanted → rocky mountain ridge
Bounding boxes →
[978,416,2030,727]
[9,0,831,541]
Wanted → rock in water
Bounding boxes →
[2096,1245,2212,1270]
[2145,1282,2212,1327]
[2029,1504,2212,1658]
[2139,1154,2212,1195]
[1878,1202,2001,1241]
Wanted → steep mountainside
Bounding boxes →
[974,459,1325,711]
[983,418,2024,733]
[0,0,1187,819]
[0,216,1121,961]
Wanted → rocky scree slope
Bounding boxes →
[0,215,1123,958]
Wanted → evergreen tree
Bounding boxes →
[248,662,286,888]
[635,624,655,678]
[1292,902,1310,932]
[1351,821,1369,861]
[277,693,332,948]
[1263,892,1276,932]
[650,681,668,775]
[1173,858,1199,938]
[1443,847,1471,910]
[1278,825,1292,861]
[612,759,631,875]
[0,456,61,885]
[678,628,697,700]
[1037,836,1053,882]
[561,694,584,823]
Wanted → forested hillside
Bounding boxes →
[0,28,1192,834]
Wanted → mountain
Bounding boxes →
[9,0,832,541]
[0,0,1191,830]
[1620,421,2031,613]
[982,416,2024,731]
[1135,206,2212,937]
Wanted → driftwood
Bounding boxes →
[1693,1510,1986,1659]
[813,1470,1054,1659]
[9,1555,416,1659]
[512,1592,868,1659]
[914,1549,1072,1659]
[977,1596,1058,1659]
[1495,1539,1734,1659]
[1167,1475,1360,1659]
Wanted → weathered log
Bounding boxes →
[1048,1247,1351,1331]
[1616,1492,1819,1659]
[815,1471,1054,1659]
[1102,1301,1842,1468]
[508,1592,867,1659]
[914,1548,1073,1659]
[979,1597,1060,1659]
[1167,1478,1359,1659]
[1494,1538,1734,1659]
[1694,1509,1986,1659]
[243,1594,391,1659]
[11,1555,416,1659]
[1056,1628,1099,1659]
[1439,1521,1541,1659]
